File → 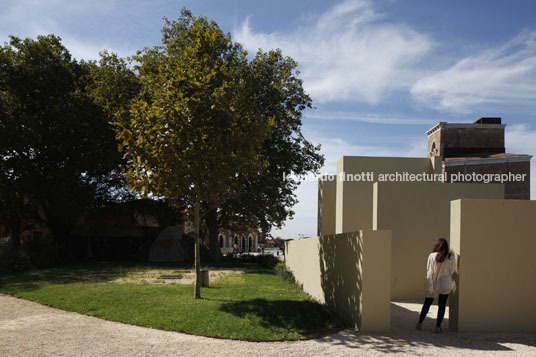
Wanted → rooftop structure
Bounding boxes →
[427,117,532,199]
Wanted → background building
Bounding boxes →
[427,117,532,199]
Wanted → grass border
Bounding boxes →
[1,292,346,342]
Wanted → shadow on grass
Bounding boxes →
[219,298,345,337]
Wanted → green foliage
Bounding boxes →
[274,262,296,284]
[0,262,343,340]
[236,253,280,270]
[22,235,60,269]
[0,236,60,273]
[0,238,32,273]
[0,35,131,249]
[86,51,141,134]
[116,10,273,209]
[218,48,324,234]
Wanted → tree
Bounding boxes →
[115,10,273,298]
[214,50,324,249]
[0,35,129,253]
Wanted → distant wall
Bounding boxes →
[450,199,536,332]
[317,175,337,236]
[444,159,531,200]
[373,182,504,299]
[285,230,391,332]
[336,156,437,234]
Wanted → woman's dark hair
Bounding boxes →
[433,238,451,262]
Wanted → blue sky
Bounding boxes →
[2,0,536,238]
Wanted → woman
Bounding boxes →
[416,238,456,333]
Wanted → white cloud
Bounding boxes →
[61,37,120,62]
[0,0,130,60]
[234,0,432,104]
[411,31,536,113]
[306,111,437,125]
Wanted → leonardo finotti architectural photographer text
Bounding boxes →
[283,171,527,183]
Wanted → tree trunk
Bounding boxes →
[194,200,201,299]
[206,208,221,262]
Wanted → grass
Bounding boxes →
[0,260,344,340]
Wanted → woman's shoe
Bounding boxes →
[416,323,422,330]
[435,326,443,333]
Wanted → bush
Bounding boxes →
[0,234,61,273]
[238,254,279,269]
[0,237,32,274]
[23,235,60,268]
[274,262,295,283]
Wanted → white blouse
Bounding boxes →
[425,252,457,298]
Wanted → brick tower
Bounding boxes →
[427,117,532,199]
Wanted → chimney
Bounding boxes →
[473,117,501,125]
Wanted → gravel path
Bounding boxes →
[1,294,535,356]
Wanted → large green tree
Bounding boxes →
[0,35,129,252]
[214,50,324,251]
[115,10,273,298]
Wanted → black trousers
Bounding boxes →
[418,294,449,327]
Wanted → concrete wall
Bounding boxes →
[285,230,391,332]
[317,175,337,236]
[336,156,437,234]
[285,236,324,303]
[373,182,504,299]
[450,199,536,332]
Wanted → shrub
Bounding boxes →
[0,237,32,273]
[274,262,295,283]
[238,254,279,269]
[0,234,61,273]
[23,235,60,268]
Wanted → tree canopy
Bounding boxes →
[219,50,324,235]
[0,35,130,251]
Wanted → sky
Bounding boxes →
[2,0,536,238]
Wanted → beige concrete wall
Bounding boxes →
[450,199,536,332]
[285,230,391,332]
[317,175,337,236]
[360,230,391,331]
[285,236,324,303]
[336,156,434,234]
[373,182,504,299]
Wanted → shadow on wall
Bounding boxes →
[317,181,323,237]
[319,232,363,329]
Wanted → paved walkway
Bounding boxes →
[1,294,535,356]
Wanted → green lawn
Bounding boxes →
[0,261,344,340]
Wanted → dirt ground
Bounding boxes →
[1,294,535,356]
[112,268,243,285]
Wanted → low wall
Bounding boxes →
[285,230,391,332]
[450,199,536,332]
[373,182,504,299]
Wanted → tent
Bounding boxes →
[148,226,193,262]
